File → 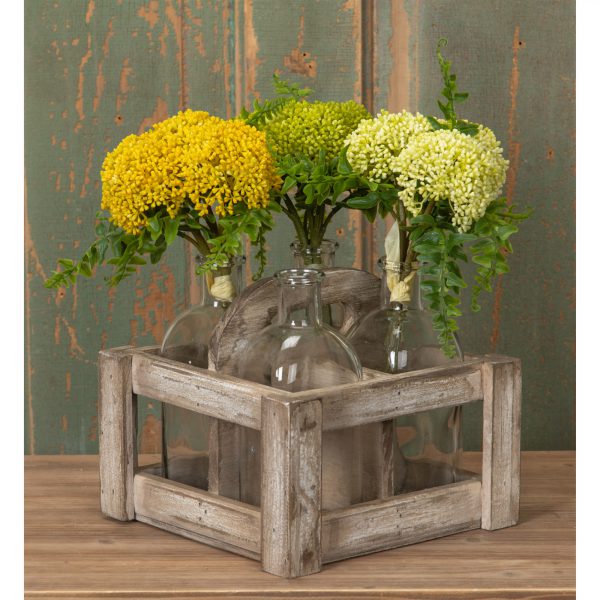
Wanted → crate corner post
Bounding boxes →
[481,355,522,531]
[261,393,323,578]
[98,346,138,522]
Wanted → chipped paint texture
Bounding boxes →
[395,0,575,451]
[25,0,574,453]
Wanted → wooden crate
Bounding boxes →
[99,269,521,579]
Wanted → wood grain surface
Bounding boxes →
[25,451,575,599]
[98,347,137,521]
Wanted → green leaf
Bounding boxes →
[363,205,378,223]
[282,176,296,194]
[304,183,315,204]
[164,218,180,246]
[456,120,479,136]
[426,116,446,131]
[333,180,346,202]
[446,271,467,289]
[78,260,92,277]
[410,214,436,227]
[346,194,378,210]
[497,223,519,241]
[148,214,161,233]
[337,147,353,175]
[472,254,493,268]
[437,100,452,119]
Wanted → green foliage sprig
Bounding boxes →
[273,147,395,253]
[408,198,530,356]
[240,74,312,128]
[44,202,276,289]
[426,38,478,136]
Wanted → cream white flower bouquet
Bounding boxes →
[344,39,530,356]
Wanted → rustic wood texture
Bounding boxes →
[133,472,261,560]
[25,452,575,599]
[261,396,322,578]
[98,347,137,521]
[209,268,382,511]
[355,420,395,501]
[132,348,485,432]
[481,356,522,530]
[316,360,484,431]
[209,268,380,372]
[208,419,241,500]
[131,350,268,430]
[322,479,482,564]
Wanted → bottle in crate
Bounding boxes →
[348,257,464,493]
[223,268,365,509]
[159,256,244,488]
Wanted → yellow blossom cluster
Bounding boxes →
[101,110,280,234]
[345,110,432,181]
[393,126,509,232]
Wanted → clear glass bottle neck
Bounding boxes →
[291,239,338,269]
[276,270,323,327]
[379,258,422,310]
[196,256,244,308]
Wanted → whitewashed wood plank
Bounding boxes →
[261,397,322,578]
[131,351,266,430]
[315,361,484,430]
[134,472,261,558]
[481,356,522,530]
[322,479,482,563]
[208,419,241,501]
[99,347,137,521]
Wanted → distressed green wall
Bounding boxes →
[24,0,575,454]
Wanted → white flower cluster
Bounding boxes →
[345,110,432,182]
[392,126,508,232]
[345,109,509,232]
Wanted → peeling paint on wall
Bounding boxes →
[25,0,575,453]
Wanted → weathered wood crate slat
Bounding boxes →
[99,345,521,578]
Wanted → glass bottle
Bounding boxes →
[291,239,341,328]
[159,256,244,488]
[223,268,363,509]
[291,238,339,269]
[348,257,463,493]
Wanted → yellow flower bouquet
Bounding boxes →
[45,109,280,292]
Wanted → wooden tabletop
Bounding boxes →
[25,452,575,599]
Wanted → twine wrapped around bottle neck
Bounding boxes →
[387,269,416,303]
[210,274,236,303]
[200,256,243,304]
[384,222,417,303]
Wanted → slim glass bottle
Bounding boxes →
[159,256,244,488]
[348,257,463,492]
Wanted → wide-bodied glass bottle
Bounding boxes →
[223,269,363,509]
